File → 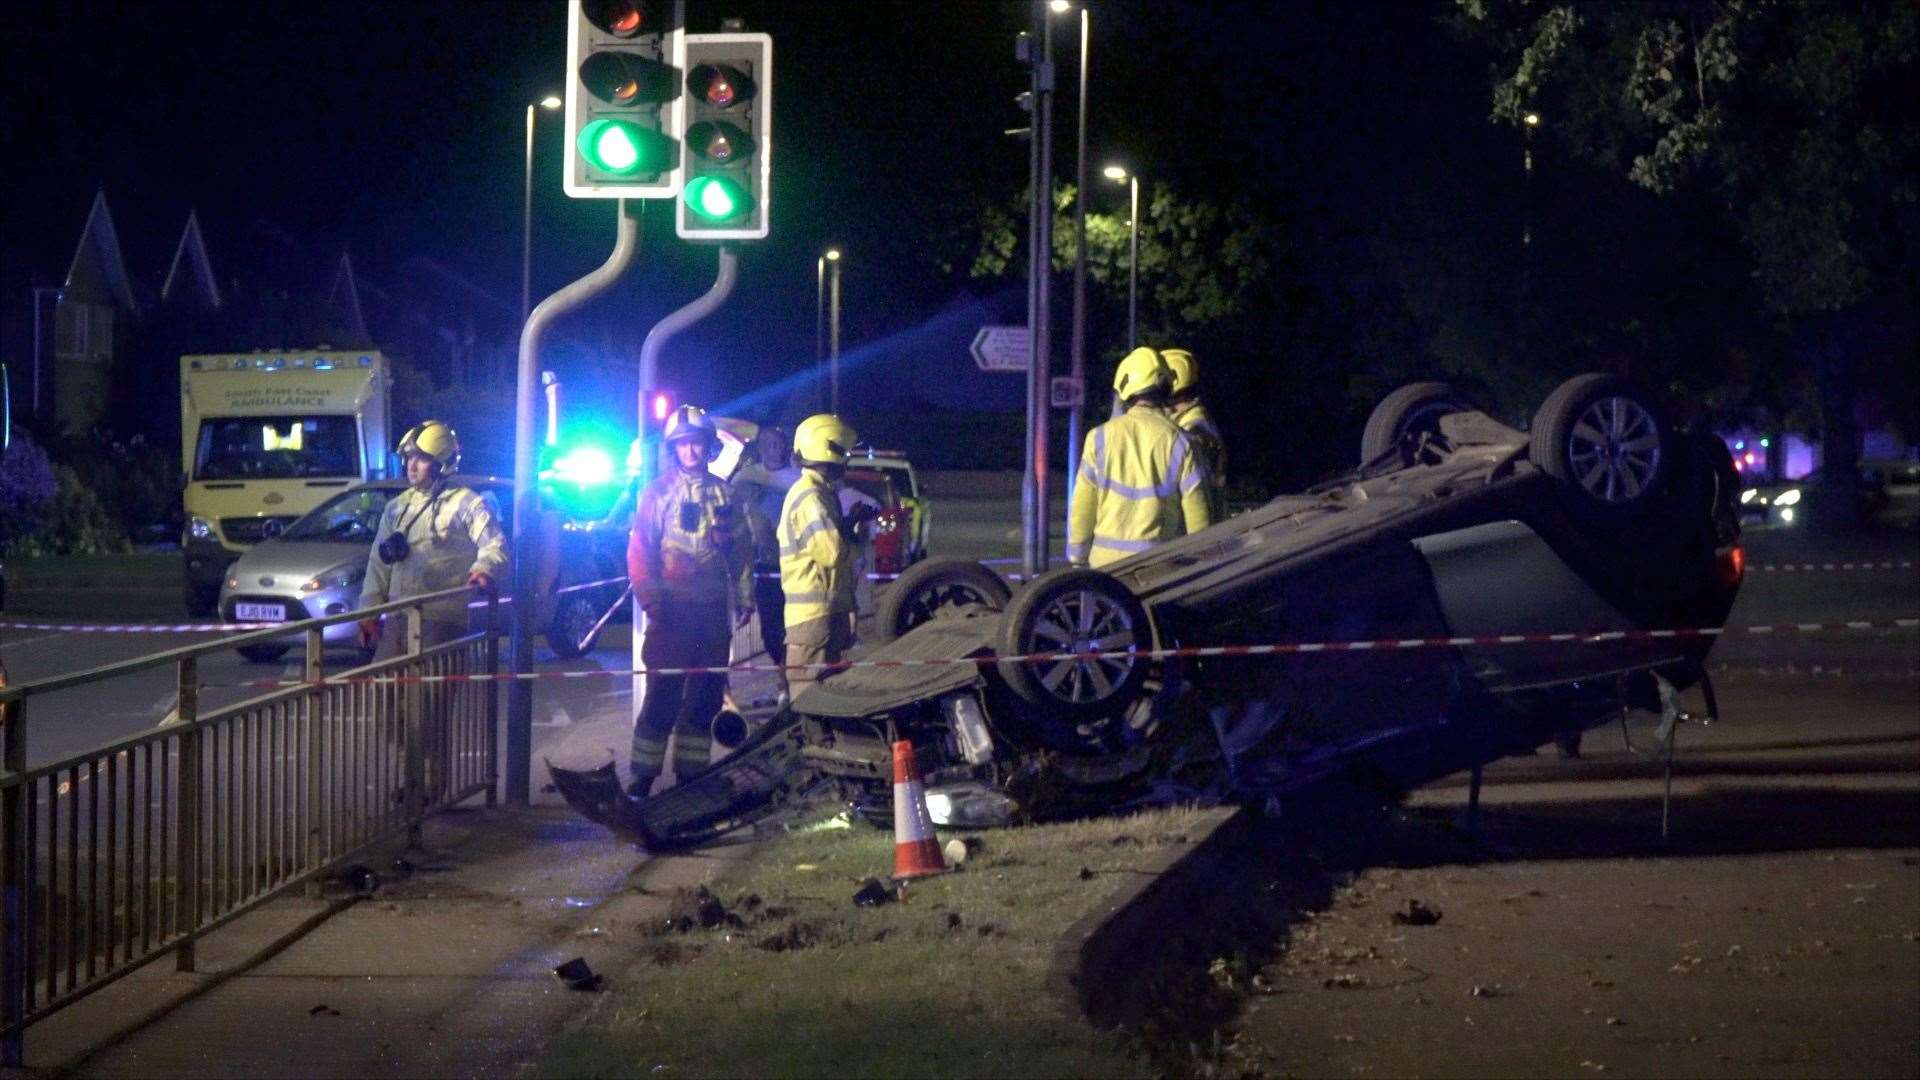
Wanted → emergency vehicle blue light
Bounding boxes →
[314,359,334,370]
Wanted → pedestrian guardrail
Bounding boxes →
[0,586,501,1066]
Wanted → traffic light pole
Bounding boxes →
[631,244,739,727]
[1022,2,1056,578]
[510,198,642,806]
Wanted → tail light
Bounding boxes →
[1716,544,1745,587]
[871,509,907,575]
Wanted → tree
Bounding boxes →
[1455,0,1920,514]
[938,182,1276,350]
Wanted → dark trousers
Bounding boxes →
[633,601,730,785]
[753,569,786,658]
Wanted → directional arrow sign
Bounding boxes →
[970,325,1031,372]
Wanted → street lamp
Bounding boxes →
[1104,164,1140,349]
[523,95,563,328]
[817,248,842,413]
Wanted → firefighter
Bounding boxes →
[778,413,875,694]
[357,420,506,655]
[626,405,754,798]
[1068,347,1213,568]
[1160,348,1229,520]
[730,425,802,697]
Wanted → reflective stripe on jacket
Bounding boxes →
[1068,404,1212,568]
[627,468,752,609]
[359,484,508,629]
[1170,400,1228,520]
[777,469,853,626]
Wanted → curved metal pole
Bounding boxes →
[632,245,739,743]
[509,200,641,807]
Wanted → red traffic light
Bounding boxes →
[688,63,755,109]
[583,0,652,37]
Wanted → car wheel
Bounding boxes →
[237,643,289,663]
[1360,381,1473,463]
[997,567,1153,728]
[1530,373,1671,515]
[546,592,603,659]
[874,558,1013,644]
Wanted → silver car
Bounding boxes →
[219,476,511,662]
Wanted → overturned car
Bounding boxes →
[554,374,1745,849]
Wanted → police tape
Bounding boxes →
[1750,560,1914,573]
[201,616,1920,689]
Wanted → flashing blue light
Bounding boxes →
[1760,438,1770,448]
[314,359,334,370]
[1733,440,1745,450]
[551,446,616,488]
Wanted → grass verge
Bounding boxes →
[534,805,1234,1079]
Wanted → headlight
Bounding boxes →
[1779,507,1795,524]
[302,568,362,593]
[1739,489,1757,505]
[940,692,995,765]
[924,792,953,825]
[188,516,216,541]
[1773,487,1801,507]
[225,575,239,590]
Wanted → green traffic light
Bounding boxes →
[578,119,672,176]
[683,175,753,223]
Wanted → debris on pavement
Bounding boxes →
[341,865,380,894]
[554,957,605,992]
[308,1004,341,1017]
[852,877,897,906]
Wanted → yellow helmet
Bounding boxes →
[1112,346,1172,403]
[1161,348,1199,396]
[397,420,460,471]
[793,413,859,467]
[662,404,719,459]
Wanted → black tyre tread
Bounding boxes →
[996,567,1152,722]
[237,643,289,663]
[874,557,1013,644]
[1529,373,1671,513]
[1360,381,1469,463]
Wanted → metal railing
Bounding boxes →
[0,586,501,1065]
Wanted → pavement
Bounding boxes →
[17,806,748,1078]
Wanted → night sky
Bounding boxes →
[3,0,1498,462]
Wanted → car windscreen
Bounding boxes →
[842,471,896,508]
[195,415,360,480]
[280,487,394,543]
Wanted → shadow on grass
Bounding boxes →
[1075,780,1920,1060]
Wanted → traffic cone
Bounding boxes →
[891,740,948,879]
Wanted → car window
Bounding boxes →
[280,487,394,542]
[842,470,896,508]
[195,415,361,480]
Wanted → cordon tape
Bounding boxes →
[201,616,1920,689]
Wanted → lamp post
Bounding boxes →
[1052,1,1091,524]
[1104,165,1140,349]
[817,249,841,413]
[522,95,562,327]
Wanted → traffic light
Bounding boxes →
[564,0,687,200]
[675,33,772,240]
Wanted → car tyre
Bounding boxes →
[997,567,1153,728]
[1530,373,1671,517]
[237,643,289,663]
[546,591,605,659]
[874,558,1013,644]
[1360,381,1474,463]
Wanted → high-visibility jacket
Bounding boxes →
[777,468,854,626]
[1068,404,1212,568]
[359,483,509,630]
[627,467,752,610]
[1170,400,1228,520]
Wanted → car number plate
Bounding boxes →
[235,602,286,622]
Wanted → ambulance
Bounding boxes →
[179,351,391,615]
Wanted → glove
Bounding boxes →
[467,571,497,593]
[357,618,381,650]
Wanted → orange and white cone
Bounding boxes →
[891,740,948,879]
